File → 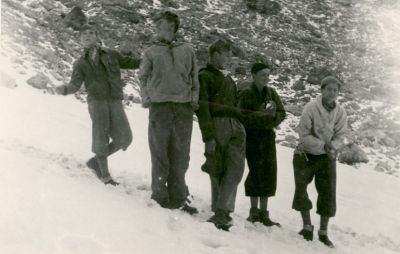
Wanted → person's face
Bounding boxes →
[253,68,271,86]
[214,50,232,69]
[80,29,98,48]
[321,82,340,104]
[155,18,175,40]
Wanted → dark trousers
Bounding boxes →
[245,130,277,197]
[292,152,337,217]
[210,118,246,212]
[88,99,132,156]
[148,102,193,208]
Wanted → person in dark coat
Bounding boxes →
[238,63,286,226]
[54,24,140,185]
[196,39,246,230]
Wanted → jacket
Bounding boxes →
[238,83,286,130]
[196,64,244,142]
[138,38,199,104]
[296,95,348,155]
[62,47,140,101]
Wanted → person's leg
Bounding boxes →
[213,119,245,215]
[109,100,133,156]
[148,103,172,208]
[167,103,195,212]
[292,152,316,239]
[250,197,259,208]
[247,197,260,223]
[315,155,336,247]
[87,100,114,183]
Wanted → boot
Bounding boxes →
[299,225,314,241]
[318,230,334,248]
[246,207,260,223]
[104,179,120,186]
[259,210,281,227]
[86,157,100,177]
[208,209,232,231]
[179,202,198,215]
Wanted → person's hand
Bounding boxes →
[52,86,66,95]
[142,97,151,108]
[205,139,216,154]
[324,142,337,160]
[191,100,199,111]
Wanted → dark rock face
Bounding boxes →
[63,6,87,31]
[244,0,282,15]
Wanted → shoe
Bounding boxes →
[180,203,198,215]
[207,210,232,231]
[86,157,101,177]
[319,233,334,248]
[246,207,260,223]
[104,179,120,186]
[299,225,314,241]
[259,210,281,227]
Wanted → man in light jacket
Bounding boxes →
[292,76,348,248]
[138,11,199,214]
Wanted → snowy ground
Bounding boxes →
[1,85,400,254]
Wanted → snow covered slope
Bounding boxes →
[0,85,399,254]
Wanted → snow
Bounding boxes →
[1,85,400,254]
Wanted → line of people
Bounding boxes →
[54,10,347,248]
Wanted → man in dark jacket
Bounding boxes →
[54,24,140,185]
[138,11,199,214]
[238,63,286,227]
[196,39,246,230]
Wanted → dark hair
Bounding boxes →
[209,39,232,56]
[79,24,98,35]
[153,11,180,32]
[321,76,342,90]
[251,62,271,74]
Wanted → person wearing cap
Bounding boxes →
[238,63,286,227]
[196,39,246,230]
[54,24,141,186]
[292,76,348,248]
[138,11,199,214]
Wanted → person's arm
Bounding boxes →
[297,104,326,154]
[196,72,216,143]
[56,61,84,95]
[190,48,200,110]
[267,88,286,128]
[115,50,141,70]
[138,50,152,108]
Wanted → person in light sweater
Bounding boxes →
[292,76,348,248]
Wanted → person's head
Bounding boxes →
[153,11,180,41]
[209,39,232,69]
[251,62,272,87]
[321,76,342,104]
[79,24,98,49]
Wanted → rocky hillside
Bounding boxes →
[1,0,399,176]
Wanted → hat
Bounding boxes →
[321,76,342,89]
[251,62,271,74]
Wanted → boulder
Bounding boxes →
[244,0,281,15]
[374,161,391,173]
[27,73,51,89]
[63,6,87,31]
[291,79,306,91]
[306,67,335,85]
[338,143,369,165]
[285,103,304,117]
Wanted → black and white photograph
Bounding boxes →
[1,0,399,253]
